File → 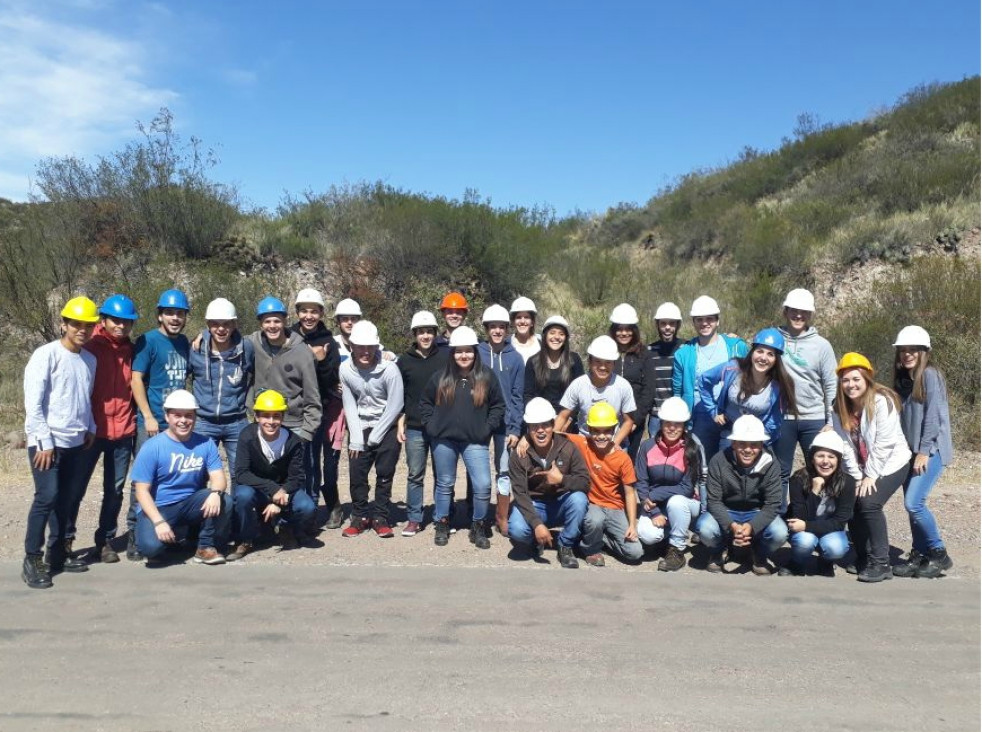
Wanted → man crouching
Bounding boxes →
[132,390,231,565]
[507,398,590,568]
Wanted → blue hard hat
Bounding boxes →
[256,296,288,318]
[99,294,139,321]
[753,327,785,354]
[157,289,190,311]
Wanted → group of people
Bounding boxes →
[21,285,954,589]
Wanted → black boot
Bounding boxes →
[46,540,88,574]
[22,555,53,589]
[468,521,490,550]
[126,530,144,561]
[892,549,925,578]
[916,548,953,579]
[433,518,450,547]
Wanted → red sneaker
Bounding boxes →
[342,518,370,538]
[401,521,422,537]
[373,519,395,538]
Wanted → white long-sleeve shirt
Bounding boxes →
[23,340,97,450]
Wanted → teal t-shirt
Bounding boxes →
[132,329,189,424]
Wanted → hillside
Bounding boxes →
[0,78,978,445]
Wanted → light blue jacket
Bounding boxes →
[698,358,783,443]
[672,334,748,413]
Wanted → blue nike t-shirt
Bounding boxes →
[130,431,222,508]
[132,329,190,425]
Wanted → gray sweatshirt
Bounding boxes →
[899,366,953,466]
[248,331,322,441]
[778,326,837,423]
[340,355,404,451]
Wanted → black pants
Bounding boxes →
[348,426,401,522]
[850,463,910,566]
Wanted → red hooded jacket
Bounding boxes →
[83,323,136,440]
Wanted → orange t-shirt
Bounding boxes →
[567,434,636,510]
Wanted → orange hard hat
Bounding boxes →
[440,292,469,310]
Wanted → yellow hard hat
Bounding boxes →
[837,352,873,375]
[585,402,619,428]
[253,389,288,412]
[60,296,100,323]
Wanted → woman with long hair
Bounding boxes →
[891,326,954,579]
[608,303,656,459]
[833,352,911,583]
[698,328,798,452]
[523,315,584,420]
[634,397,707,572]
[419,327,505,550]
[780,430,856,577]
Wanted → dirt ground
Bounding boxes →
[0,444,978,578]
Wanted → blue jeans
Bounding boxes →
[25,445,91,556]
[692,412,722,460]
[233,484,316,543]
[194,416,248,483]
[775,418,826,508]
[903,452,945,553]
[646,416,661,440]
[69,436,134,546]
[789,530,849,564]
[128,422,157,533]
[508,491,589,549]
[403,428,431,523]
[303,407,342,511]
[696,510,788,559]
[492,432,511,496]
[135,489,232,558]
[432,439,491,523]
[637,495,701,549]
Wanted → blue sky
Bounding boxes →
[0,0,978,216]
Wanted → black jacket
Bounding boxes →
[418,364,505,443]
[290,321,341,403]
[706,447,782,536]
[234,422,305,498]
[787,470,856,536]
[616,348,656,422]
[397,346,449,430]
[523,352,584,413]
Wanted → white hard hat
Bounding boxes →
[893,325,931,350]
[609,303,639,325]
[349,320,380,347]
[204,298,237,321]
[481,304,511,324]
[410,311,438,330]
[809,430,845,456]
[657,396,691,424]
[541,315,570,332]
[334,298,362,317]
[523,397,557,425]
[509,296,537,314]
[295,288,325,308]
[783,288,816,312]
[727,415,768,443]
[448,326,479,348]
[163,389,198,411]
[654,302,683,321]
[690,296,721,317]
[587,335,619,361]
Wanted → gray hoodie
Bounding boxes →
[340,354,404,451]
[248,331,322,441]
[898,366,953,466]
[778,326,837,423]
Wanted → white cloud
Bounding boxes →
[0,3,177,201]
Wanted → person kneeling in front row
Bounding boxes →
[695,415,787,575]
[229,390,317,560]
[132,390,231,565]
[508,398,590,568]
[780,430,856,577]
